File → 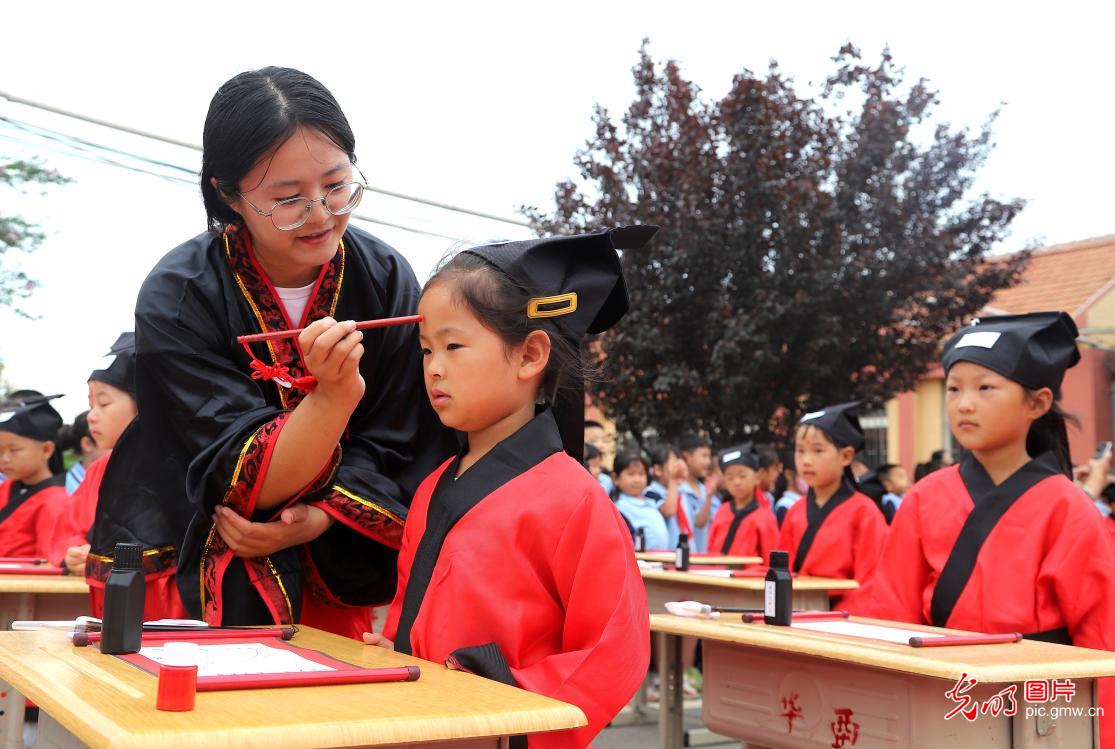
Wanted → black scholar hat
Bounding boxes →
[719,442,761,471]
[89,332,137,395]
[463,225,658,338]
[941,312,1080,397]
[798,401,865,452]
[0,392,64,442]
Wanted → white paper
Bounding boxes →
[792,619,944,645]
[139,642,335,677]
[0,563,24,569]
[688,569,734,578]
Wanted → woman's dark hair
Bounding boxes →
[1025,392,1078,477]
[201,67,356,232]
[56,411,91,455]
[424,251,589,403]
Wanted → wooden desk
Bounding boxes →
[641,569,857,614]
[642,572,858,749]
[652,614,1115,749]
[635,552,761,568]
[0,627,586,749]
[0,575,89,749]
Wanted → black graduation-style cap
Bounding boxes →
[941,312,1080,397]
[0,392,64,442]
[719,442,761,471]
[463,225,658,339]
[88,332,137,395]
[798,401,865,451]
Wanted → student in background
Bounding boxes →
[583,443,604,480]
[772,449,805,527]
[708,443,779,560]
[584,420,614,494]
[874,464,910,524]
[57,411,104,494]
[646,444,688,548]
[914,449,953,482]
[372,227,654,749]
[675,434,715,552]
[850,312,1115,746]
[612,449,669,551]
[0,393,67,557]
[45,335,140,590]
[755,444,782,511]
[779,402,887,602]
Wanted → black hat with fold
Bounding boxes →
[941,312,1080,398]
[718,442,761,471]
[88,332,137,395]
[798,401,865,451]
[0,392,64,442]
[463,225,659,458]
[463,225,658,339]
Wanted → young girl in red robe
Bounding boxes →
[0,393,66,557]
[778,401,887,601]
[708,442,779,560]
[850,311,1115,746]
[368,227,657,749]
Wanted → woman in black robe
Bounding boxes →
[89,67,452,637]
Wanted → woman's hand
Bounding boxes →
[64,544,90,576]
[213,503,334,557]
[298,317,365,403]
[362,632,395,649]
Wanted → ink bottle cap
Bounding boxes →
[112,542,143,571]
[769,550,789,569]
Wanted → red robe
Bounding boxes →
[708,498,779,560]
[383,411,650,749]
[41,453,110,565]
[0,475,66,557]
[849,453,1115,746]
[778,482,887,603]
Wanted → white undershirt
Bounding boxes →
[275,282,316,326]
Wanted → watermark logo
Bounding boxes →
[944,674,1100,721]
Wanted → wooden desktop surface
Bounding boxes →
[0,574,88,595]
[640,569,859,591]
[651,613,1115,683]
[634,552,761,566]
[0,626,586,749]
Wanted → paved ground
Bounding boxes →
[596,700,737,749]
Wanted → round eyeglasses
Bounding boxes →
[238,176,368,231]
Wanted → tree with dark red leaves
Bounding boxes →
[524,42,1027,445]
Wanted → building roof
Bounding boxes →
[986,235,1115,320]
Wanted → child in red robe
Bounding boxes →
[370,227,657,749]
[0,393,67,556]
[778,401,887,601]
[708,442,779,560]
[849,311,1115,746]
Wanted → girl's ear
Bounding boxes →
[517,330,551,382]
[211,177,243,217]
[840,446,856,467]
[1025,387,1054,422]
[41,440,56,462]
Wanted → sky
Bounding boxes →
[1,1,1113,419]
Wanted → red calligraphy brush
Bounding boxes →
[237,315,422,345]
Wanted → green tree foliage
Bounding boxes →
[525,43,1028,444]
[1,157,70,315]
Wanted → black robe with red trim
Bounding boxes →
[91,225,453,634]
[383,410,650,749]
[849,453,1115,746]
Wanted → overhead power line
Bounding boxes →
[0,90,532,229]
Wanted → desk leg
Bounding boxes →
[658,631,683,749]
[0,593,33,749]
